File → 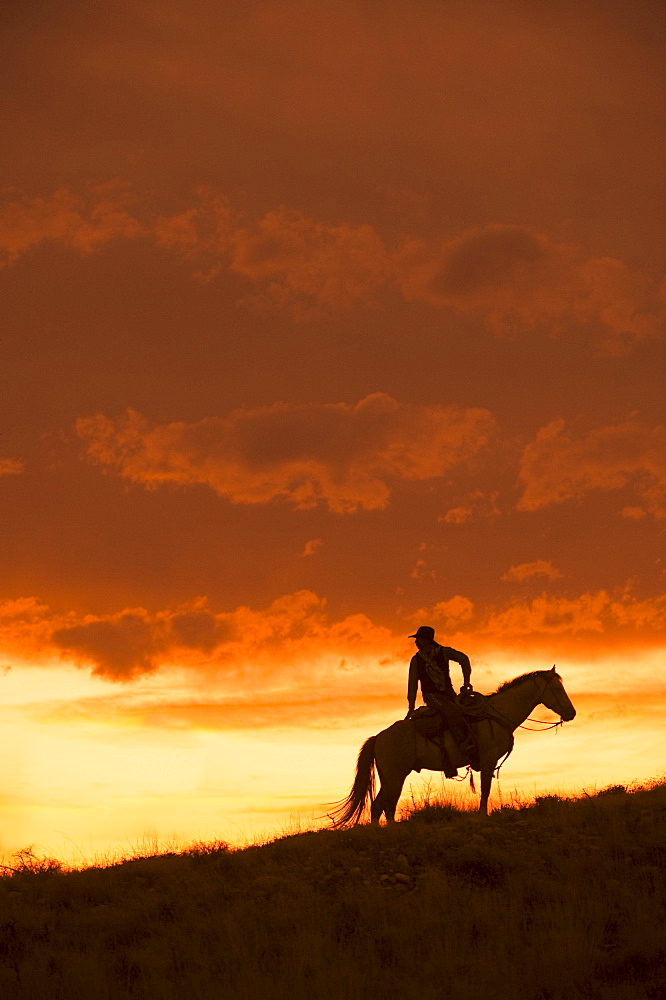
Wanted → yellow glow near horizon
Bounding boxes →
[1,649,664,866]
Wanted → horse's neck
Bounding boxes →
[490,680,540,728]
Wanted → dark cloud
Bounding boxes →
[51,604,236,679]
[53,613,163,680]
[170,610,229,652]
[433,226,546,296]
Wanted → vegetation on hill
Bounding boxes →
[0,780,664,999]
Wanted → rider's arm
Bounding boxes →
[442,647,472,688]
[406,656,419,715]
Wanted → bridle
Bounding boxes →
[476,671,566,782]
[488,670,566,733]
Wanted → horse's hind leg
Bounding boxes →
[373,726,413,823]
[378,775,407,824]
[370,788,384,824]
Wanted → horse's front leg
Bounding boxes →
[478,766,493,815]
[475,724,497,815]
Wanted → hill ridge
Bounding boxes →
[1,780,664,999]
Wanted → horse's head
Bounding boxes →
[539,666,576,722]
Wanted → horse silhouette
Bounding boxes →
[329,667,576,825]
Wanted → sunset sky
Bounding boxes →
[1,0,664,862]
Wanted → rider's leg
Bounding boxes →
[433,697,474,751]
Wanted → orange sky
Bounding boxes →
[1,0,664,861]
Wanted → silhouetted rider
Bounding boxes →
[405,625,474,752]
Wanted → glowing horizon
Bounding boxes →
[1,646,663,865]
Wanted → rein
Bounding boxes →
[519,718,563,731]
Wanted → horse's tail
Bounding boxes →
[327,735,378,829]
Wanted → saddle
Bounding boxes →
[410,692,490,733]
[410,693,490,774]
[409,705,444,738]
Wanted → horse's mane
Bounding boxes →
[491,668,561,696]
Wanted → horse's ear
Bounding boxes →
[550,665,556,674]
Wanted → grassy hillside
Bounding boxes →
[1,781,664,1000]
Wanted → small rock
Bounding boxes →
[349,867,362,876]
[396,854,409,871]
[394,873,410,884]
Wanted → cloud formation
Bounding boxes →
[400,225,663,355]
[518,418,666,518]
[482,591,666,641]
[0,183,141,266]
[416,589,666,650]
[0,459,24,476]
[501,560,563,582]
[5,590,399,682]
[51,592,326,680]
[300,539,323,557]
[1,184,661,351]
[75,393,496,512]
[440,490,501,524]
[156,206,666,349]
[3,583,664,684]
[230,207,392,318]
[0,598,53,652]
[410,595,476,632]
[53,613,168,680]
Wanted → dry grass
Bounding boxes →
[0,779,664,999]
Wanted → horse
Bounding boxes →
[329,666,576,826]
